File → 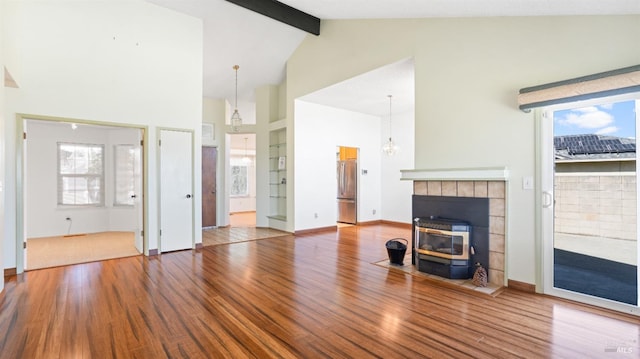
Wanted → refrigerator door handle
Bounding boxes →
[339,162,345,196]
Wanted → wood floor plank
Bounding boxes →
[1,224,639,358]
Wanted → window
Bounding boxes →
[114,144,138,206]
[230,164,249,197]
[58,142,104,205]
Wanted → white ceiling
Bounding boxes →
[299,58,415,117]
[281,0,640,19]
[146,0,640,115]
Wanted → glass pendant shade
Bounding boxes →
[382,137,398,156]
[231,109,242,132]
[231,65,242,132]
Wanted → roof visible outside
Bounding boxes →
[555,134,636,161]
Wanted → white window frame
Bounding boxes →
[57,142,105,206]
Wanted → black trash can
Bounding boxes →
[385,238,408,265]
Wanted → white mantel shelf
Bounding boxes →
[400,167,510,181]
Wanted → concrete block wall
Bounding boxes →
[555,174,636,240]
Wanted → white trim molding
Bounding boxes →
[400,167,510,181]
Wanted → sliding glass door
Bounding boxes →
[541,95,640,312]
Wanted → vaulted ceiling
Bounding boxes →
[146,0,640,116]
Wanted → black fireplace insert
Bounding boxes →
[411,195,490,280]
[414,217,472,279]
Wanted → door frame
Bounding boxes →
[536,94,640,315]
[202,145,218,229]
[15,114,149,273]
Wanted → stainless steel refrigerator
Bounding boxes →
[337,159,357,224]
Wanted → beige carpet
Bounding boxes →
[373,253,503,297]
[27,231,140,270]
[229,211,256,227]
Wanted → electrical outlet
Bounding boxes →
[372,209,376,215]
[314,213,318,219]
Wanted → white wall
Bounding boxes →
[3,0,202,269]
[0,0,5,291]
[287,16,640,285]
[294,100,382,230]
[25,121,139,238]
[381,109,414,223]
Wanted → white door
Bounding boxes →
[160,129,193,252]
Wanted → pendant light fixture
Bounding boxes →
[382,94,399,156]
[231,65,242,132]
[242,137,251,164]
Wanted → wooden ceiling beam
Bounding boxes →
[225,0,320,36]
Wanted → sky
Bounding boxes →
[553,99,636,138]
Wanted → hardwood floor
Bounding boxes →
[202,226,291,246]
[1,224,638,358]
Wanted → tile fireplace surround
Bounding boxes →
[402,168,508,287]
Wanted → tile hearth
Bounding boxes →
[373,254,502,297]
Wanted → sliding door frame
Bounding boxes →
[537,94,640,315]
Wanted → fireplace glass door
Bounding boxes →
[542,95,639,311]
[416,229,469,260]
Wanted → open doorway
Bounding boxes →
[201,132,289,247]
[22,118,144,270]
[337,146,358,226]
[229,133,256,227]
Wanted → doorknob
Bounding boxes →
[130,194,137,199]
[186,194,192,199]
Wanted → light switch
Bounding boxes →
[522,176,534,190]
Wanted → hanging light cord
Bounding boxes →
[233,65,239,110]
[388,95,393,140]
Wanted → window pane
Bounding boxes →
[552,99,637,305]
[59,144,75,174]
[58,142,104,206]
[88,146,103,174]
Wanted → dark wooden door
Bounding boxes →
[202,146,217,227]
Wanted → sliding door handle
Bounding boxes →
[542,191,553,208]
